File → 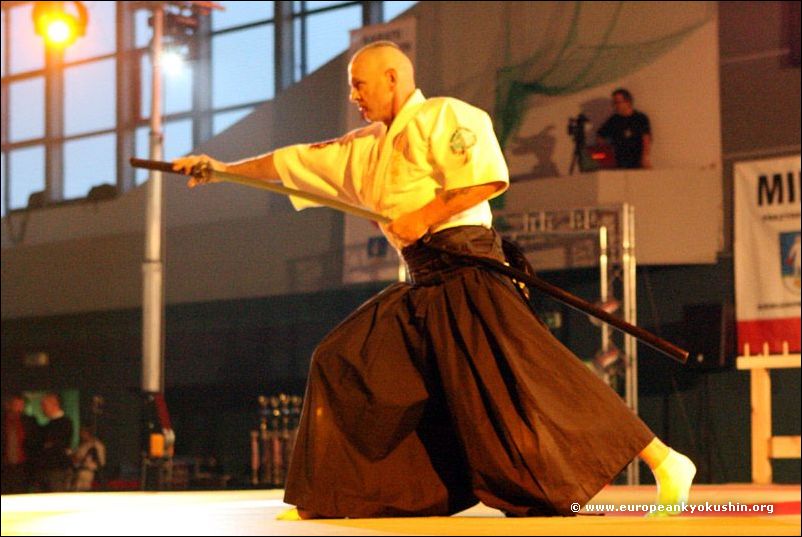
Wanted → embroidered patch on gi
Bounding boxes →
[449,127,477,155]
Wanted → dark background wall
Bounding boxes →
[1,284,384,482]
[3,260,799,485]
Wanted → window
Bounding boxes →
[135,9,152,48]
[1,153,6,216]
[64,1,116,63]
[140,53,193,118]
[8,146,45,211]
[9,4,44,74]
[9,78,45,142]
[64,134,116,199]
[1,10,6,78]
[1,1,395,212]
[384,1,418,21]
[213,107,254,135]
[65,59,116,136]
[212,25,274,108]
[305,5,362,74]
[293,2,362,79]
[212,1,273,31]
[306,1,351,10]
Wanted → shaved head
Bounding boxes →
[348,41,416,126]
[350,41,415,84]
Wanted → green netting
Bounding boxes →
[495,1,715,148]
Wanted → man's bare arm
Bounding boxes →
[420,183,503,228]
[388,181,506,245]
[172,152,281,188]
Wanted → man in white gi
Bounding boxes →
[174,41,695,519]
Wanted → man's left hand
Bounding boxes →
[387,212,429,246]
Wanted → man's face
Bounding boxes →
[348,55,393,124]
[613,93,633,116]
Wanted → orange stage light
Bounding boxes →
[32,1,88,48]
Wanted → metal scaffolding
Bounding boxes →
[498,203,639,484]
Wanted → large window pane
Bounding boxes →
[64,133,116,199]
[9,146,45,210]
[305,1,351,11]
[306,6,362,73]
[164,119,193,160]
[384,1,418,20]
[212,26,274,108]
[213,107,254,135]
[65,59,116,136]
[212,1,273,31]
[1,153,6,216]
[1,11,6,78]
[135,127,150,183]
[294,17,303,80]
[10,4,45,74]
[64,1,116,63]
[10,78,45,142]
[136,8,151,48]
[140,52,193,117]
[135,120,193,184]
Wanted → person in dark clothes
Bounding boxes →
[597,88,652,169]
[2,394,40,494]
[35,393,74,492]
[173,42,694,519]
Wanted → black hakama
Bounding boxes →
[284,226,654,517]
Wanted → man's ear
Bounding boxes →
[386,68,398,87]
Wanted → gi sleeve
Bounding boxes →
[426,100,509,196]
[272,130,365,211]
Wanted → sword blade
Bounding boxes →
[129,158,391,224]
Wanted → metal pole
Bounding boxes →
[599,226,609,354]
[627,204,639,426]
[622,203,639,485]
[142,5,165,394]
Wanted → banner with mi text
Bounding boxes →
[734,156,801,354]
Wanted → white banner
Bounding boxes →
[343,18,417,284]
[734,156,801,353]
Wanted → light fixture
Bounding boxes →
[32,1,88,48]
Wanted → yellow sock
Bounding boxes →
[650,449,696,516]
[276,507,302,521]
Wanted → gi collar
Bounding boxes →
[371,89,427,212]
[387,89,426,138]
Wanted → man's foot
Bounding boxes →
[650,449,696,516]
[276,507,318,520]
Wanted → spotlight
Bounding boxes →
[161,47,187,76]
[32,1,88,48]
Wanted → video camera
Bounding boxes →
[567,113,589,144]
[568,114,591,174]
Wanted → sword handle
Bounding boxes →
[130,158,176,174]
